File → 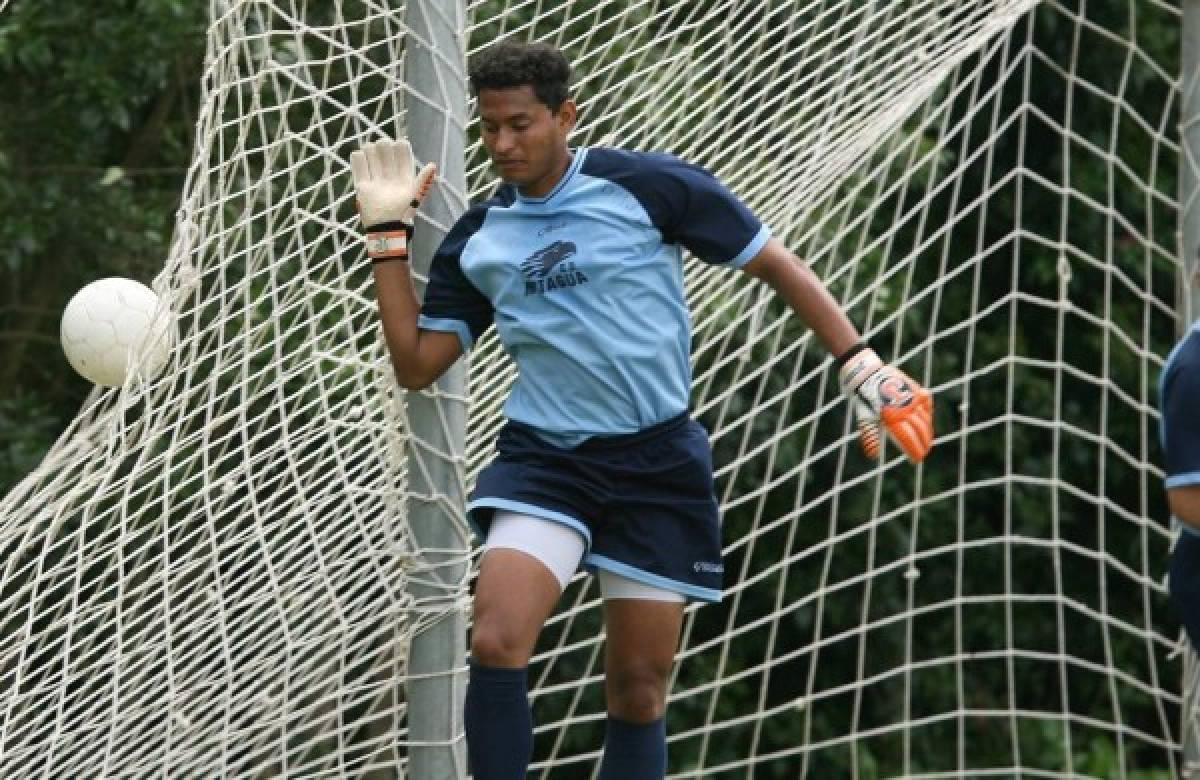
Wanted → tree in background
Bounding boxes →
[0,3,1185,775]
[0,1,206,490]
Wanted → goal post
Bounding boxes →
[0,1,1191,777]
[401,1,471,778]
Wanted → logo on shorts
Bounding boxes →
[693,561,724,574]
[520,241,589,296]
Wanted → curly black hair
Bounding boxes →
[468,41,571,111]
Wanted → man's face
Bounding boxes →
[478,86,575,197]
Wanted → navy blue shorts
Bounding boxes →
[467,413,724,602]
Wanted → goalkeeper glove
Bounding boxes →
[837,345,934,463]
[349,139,437,262]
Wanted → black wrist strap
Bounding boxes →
[370,256,410,266]
[833,341,870,370]
[365,220,413,234]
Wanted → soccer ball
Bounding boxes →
[60,277,174,387]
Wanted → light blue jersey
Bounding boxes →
[418,147,770,446]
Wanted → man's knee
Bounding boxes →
[470,546,568,668]
[606,662,670,723]
[470,618,535,668]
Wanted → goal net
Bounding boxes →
[0,0,1189,776]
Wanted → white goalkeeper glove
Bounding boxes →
[837,345,934,463]
[349,139,437,262]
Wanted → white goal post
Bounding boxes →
[0,0,1194,777]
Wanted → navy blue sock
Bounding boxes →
[1171,530,1200,651]
[598,716,666,779]
[463,660,532,780]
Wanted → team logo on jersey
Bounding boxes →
[520,240,590,296]
[537,219,569,237]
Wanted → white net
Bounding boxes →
[0,0,1188,777]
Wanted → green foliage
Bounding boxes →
[667,4,1182,776]
[0,392,61,483]
[0,1,1187,776]
[0,0,206,491]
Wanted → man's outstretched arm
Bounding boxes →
[743,238,934,463]
[742,237,860,356]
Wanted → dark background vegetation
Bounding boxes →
[0,2,1185,777]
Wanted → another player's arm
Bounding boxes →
[742,237,934,463]
[1163,353,1200,530]
[1168,486,1200,530]
[351,139,462,391]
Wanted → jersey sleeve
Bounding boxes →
[1163,348,1200,488]
[588,150,771,267]
[417,205,495,351]
[655,158,770,267]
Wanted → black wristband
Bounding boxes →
[833,341,870,370]
[365,220,413,235]
[370,255,410,266]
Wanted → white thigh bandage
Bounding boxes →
[485,511,586,591]
[597,569,686,603]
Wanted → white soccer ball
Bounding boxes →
[60,277,174,387]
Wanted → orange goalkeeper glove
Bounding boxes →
[837,346,933,463]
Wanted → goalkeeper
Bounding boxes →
[351,40,934,779]
[1162,321,1200,650]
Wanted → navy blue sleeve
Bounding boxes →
[1164,342,1200,488]
[418,203,495,350]
[583,149,770,267]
